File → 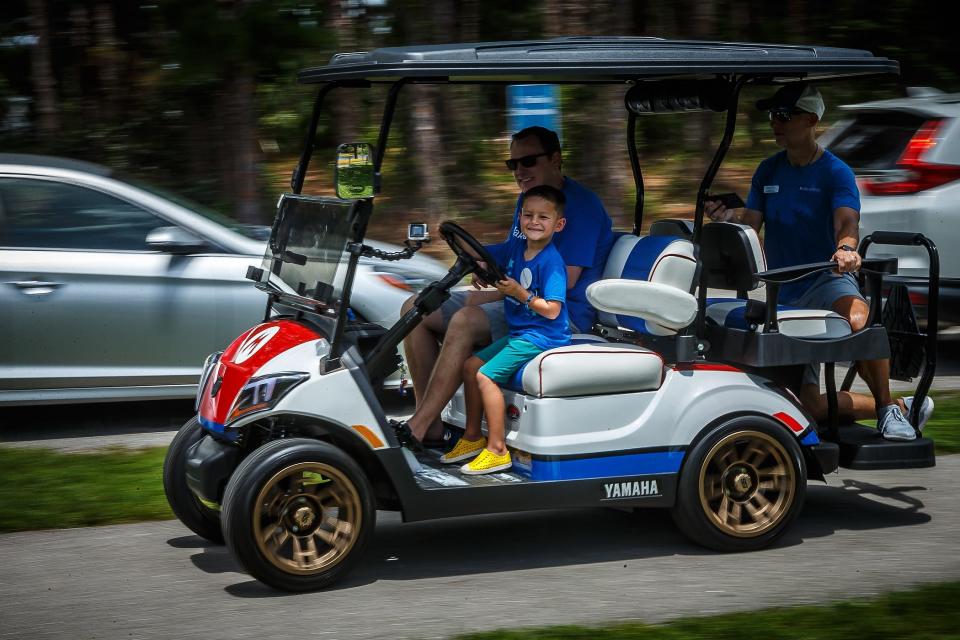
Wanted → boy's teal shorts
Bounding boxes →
[475,336,544,385]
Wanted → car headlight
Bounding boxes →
[372,267,434,293]
[195,351,223,412]
[225,372,309,425]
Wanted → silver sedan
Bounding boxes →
[0,154,447,405]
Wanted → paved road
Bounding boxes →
[2,457,958,639]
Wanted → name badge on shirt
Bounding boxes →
[764,185,779,194]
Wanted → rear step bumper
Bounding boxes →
[826,424,936,470]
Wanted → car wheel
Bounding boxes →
[162,417,224,543]
[221,438,375,592]
[671,417,806,552]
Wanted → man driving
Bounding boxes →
[395,126,615,446]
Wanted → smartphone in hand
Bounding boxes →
[706,192,746,209]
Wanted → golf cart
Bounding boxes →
[163,38,938,592]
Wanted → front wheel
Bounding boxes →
[671,418,806,552]
[221,439,376,592]
[163,417,224,543]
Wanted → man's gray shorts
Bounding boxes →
[792,272,864,387]
[439,290,580,345]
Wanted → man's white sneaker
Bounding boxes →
[902,396,934,431]
[878,404,916,441]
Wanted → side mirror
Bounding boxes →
[146,226,209,255]
[335,142,375,199]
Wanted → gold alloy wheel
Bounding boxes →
[253,462,363,575]
[698,430,797,538]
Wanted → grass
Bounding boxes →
[0,393,955,534]
[0,446,172,534]
[918,391,960,453]
[454,581,960,640]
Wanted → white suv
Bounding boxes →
[822,88,960,325]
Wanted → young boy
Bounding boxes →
[440,185,572,474]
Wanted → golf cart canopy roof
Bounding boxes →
[298,37,899,85]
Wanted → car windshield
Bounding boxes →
[256,194,357,309]
[123,176,270,239]
[826,111,928,171]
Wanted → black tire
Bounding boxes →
[162,417,224,543]
[671,417,806,552]
[221,439,376,592]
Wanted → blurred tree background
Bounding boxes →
[1,0,956,247]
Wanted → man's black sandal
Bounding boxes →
[389,419,424,452]
[422,426,453,449]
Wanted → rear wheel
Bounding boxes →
[221,439,375,592]
[162,417,224,543]
[671,418,806,551]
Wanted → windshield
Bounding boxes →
[257,194,358,309]
[121,174,271,239]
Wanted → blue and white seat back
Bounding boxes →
[699,222,766,293]
[701,222,851,339]
[596,234,698,335]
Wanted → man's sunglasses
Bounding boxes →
[768,109,803,123]
[505,152,549,170]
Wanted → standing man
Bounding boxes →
[707,83,932,441]
[396,126,614,446]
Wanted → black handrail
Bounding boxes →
[291,82,340,195]
[692,75,749,245]
[859,232,940,432]
[626,112,644,235]
[373,79,409,193]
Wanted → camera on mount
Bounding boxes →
[407,223,429,242]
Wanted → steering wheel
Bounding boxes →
[439,221,507,285]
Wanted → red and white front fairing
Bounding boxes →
[198,320,320,437]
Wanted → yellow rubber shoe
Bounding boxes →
[439,437,487,463]
[461,448,512,475]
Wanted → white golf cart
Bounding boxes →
[163,37,938,592]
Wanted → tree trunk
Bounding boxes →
[27,0,59,138]
[403,0,448,225]
[598,0,633,225]
[225,71,261,224]
[688,0,717,177]
[327,0,360,142]
[92,3,120,123]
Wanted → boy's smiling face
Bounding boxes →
[520,195,565,243]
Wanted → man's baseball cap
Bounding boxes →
[756,83,825,119]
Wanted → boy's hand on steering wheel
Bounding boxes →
[471,262,491,289]
[493,276,524,299]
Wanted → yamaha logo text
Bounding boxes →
[602,479,661,500]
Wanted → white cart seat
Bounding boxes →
[521,343,665,398]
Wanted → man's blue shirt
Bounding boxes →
[487,240,571,351]
[506,177,614,331]
[746,149,860,303]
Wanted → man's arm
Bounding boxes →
[566,265,583,288]
[740,208,762,233]
[832,206,861,273]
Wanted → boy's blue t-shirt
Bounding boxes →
[506,177,614,331]
[487,240,571,351]
[746,149,860,303]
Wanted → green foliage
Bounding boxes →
[0,1,957,233]
[455,582,960,639]
[0,447,172,533]
[918,392,960,453]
